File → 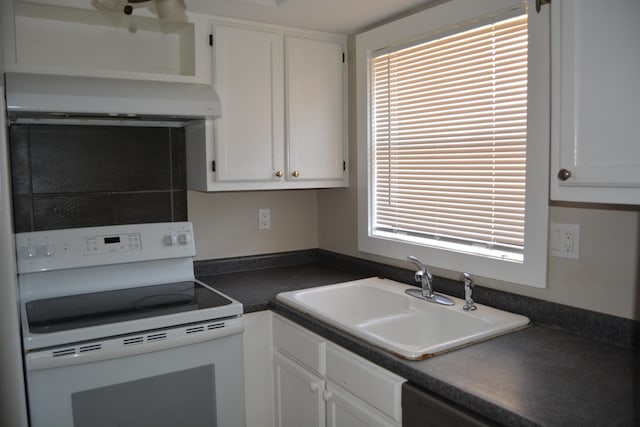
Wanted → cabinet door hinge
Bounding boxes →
[209,34,214,46]
[211,161,216,172]
[535,0,550,13]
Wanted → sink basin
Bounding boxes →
[276,277,529,360]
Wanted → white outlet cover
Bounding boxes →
[259,208,271,230]
[550,223,580,259]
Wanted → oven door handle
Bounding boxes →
[26,317,244,371]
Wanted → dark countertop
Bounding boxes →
[198,263,640,427]
[198,263,369,312]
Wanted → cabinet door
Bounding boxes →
[550,0,640,204]
[285,36,346,183]
[213,24,285,182]
[326,343,403,423]
[325,382,399,427]
[274,352,325,427]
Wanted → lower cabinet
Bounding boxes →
[272,314,404,427]
[246,312,496,427]
[274,351,326,427]
[325,382,398,427]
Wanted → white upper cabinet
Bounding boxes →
[2,1,212,83]
[286,36,345,183]
[187,21,348,192]
[550,0,640,204]
[213,24,285,183]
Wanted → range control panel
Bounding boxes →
[16,222,195,273]
[83,232,142,256]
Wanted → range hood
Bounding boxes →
[4,72,221,126]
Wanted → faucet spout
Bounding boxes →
[405,256,454,306]
[406,255,426,273]
[406,256,433,298]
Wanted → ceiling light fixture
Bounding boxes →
[155,0,187,20]
[91,0,187,21]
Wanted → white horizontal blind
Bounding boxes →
[371,11,528,256]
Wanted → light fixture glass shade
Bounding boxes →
[91,0,126,12]
[155,0,186,20]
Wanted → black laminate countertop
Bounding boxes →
[197,263,639,427]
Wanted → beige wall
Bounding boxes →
[318,187,640,320]
[188,189,318,260]
[189,35,640,321]
[317,35,640,321]
[188,170,639,321]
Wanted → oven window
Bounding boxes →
[72,365,217,427]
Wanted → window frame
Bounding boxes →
[356,0,549,288]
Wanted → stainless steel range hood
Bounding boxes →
[4,72,221,127]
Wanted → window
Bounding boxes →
[372,12,528,262]
[356,0,549,287]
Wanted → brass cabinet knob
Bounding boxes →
[558,168,572,181]
[292,170,300,178]
[275,170,283,178]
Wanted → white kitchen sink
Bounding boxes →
[276,277,530,360]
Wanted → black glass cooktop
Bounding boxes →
[26,281,233,334]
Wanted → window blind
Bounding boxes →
[371,12,528,255]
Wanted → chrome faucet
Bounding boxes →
[462,273,477,311]
[407,256,434,298]
[405,256,454,306]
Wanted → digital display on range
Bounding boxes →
[104,237,120,244]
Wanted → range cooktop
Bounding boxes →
[26,281,234,334]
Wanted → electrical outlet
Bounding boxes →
[550,223,580,259]
[258,208,271,230]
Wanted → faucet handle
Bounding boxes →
[407,256,432,280]
[414,270,424,283]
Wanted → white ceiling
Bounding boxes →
[184,0,437,35]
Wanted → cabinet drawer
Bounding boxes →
[326,343,404,422]
[273,315,325,375]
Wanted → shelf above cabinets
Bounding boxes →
[186,21,348,192]
[3,0,212,83]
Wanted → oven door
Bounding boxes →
[24,318,245,427]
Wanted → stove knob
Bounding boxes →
[26,246,38,258]
[39,244,56,257]
[178,233,192,245]
[164,234,178,246]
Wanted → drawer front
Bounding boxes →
[273,315,325,375]
[326,343,404,422]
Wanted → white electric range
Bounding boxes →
[16,222,246,427]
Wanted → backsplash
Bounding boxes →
[195,249,640,351]
[9,124,187,232]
